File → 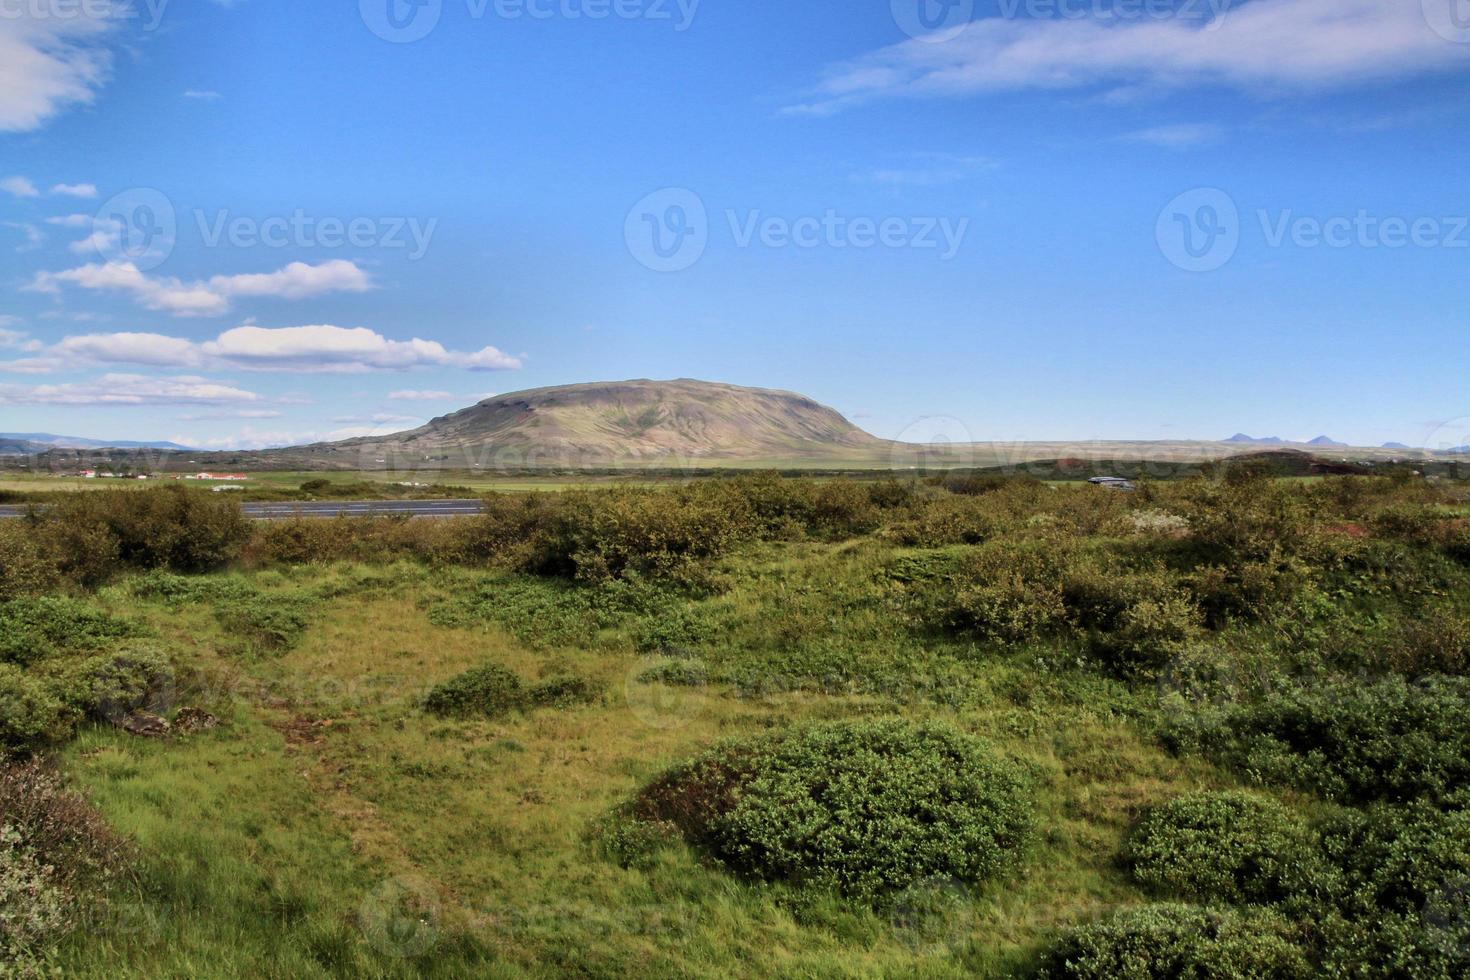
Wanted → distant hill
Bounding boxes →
[0,432,193,451]
[1225,434,1286,445]
[1308,435,1347,447]
[318,379,890,464]
[1382,442,1413,450]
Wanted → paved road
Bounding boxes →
[0,499,486,521]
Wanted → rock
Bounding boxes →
[119,711,172,738]
[174,707,220,734]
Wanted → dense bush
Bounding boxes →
[423,663,525,718]
[1125,792,1335,909]
[526,676,599,708]
[0,523,60,601]
[48,486,251,575]
[1035,904,1313,979]
[1165,676,1470,805]
[625,720,1032,900]
[0,597,136,667]
[0,762,133,973]
[0,665,75,755]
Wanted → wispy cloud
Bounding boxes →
[51,182,97,198]
[1,176,39,198]
[0,11,116,132]
[861,152,1000,186]
[790,1,1470,115]
[182,90,223,101]
[28,259,375,317]
[1,324,524,375]
[0,374,262,407]
[387,389,456,400]
[1118,123,1225,148]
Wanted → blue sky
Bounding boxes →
[2,0,1469,450]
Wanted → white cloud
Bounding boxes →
[1119,123,1226,148]
[45,214,92,228]
[333,412,423,425]
[178,410,286,421]
[792,1,1470,114]
[28,259,375,317]
[387,389,455,400]
[862,152,1000,186]
[1,324,523,375]
[183,89,222,100]
[172,427,325,451]
[3,222,44,251]
[0,374,262,407]
[0,11,116,132]
[51,183,97,198]
[1,176,39,197]
[211,260,373,301]
[0,324,31,349]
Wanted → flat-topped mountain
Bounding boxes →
[331,379,888,462]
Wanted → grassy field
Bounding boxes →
[3,472,1469,977]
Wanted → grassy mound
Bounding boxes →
[624,719,1032,900]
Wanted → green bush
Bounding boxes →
[47,486,251,575]
[1125,792,1336,908]
[214,595,312,655]
[0,666,75,755]
[1035,904,1313,979]
[0,523,60,601]
[0,825,70,975]
[1165,676,1470,805]
[0,597,136,666]
[52,644,175,722]
[423,663,524,718]
[526,676,599,708]
[627,720,1032,900]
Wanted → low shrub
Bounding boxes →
[1165,676,1470,805]
[626,719,1032,901]
[0,523,60,601]
[1035,904,1313,979]
[0,597,136,667]
[1125,792,1336,909]
[0,762,134,973]
[49,644,175,722]
[0,666,75,755]
[214,595,312,655]
[526,676,599,708]
[47,485,251,575]
[423,664,524,718]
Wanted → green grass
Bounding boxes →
[8,473,1466,977]
[37,554,1226,978]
